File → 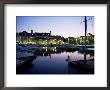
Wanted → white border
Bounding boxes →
[5,4,107,87]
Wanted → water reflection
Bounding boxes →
[16,47,94,74]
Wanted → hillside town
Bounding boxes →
[16,30,94,45]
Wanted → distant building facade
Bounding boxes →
[16,30,64,44]
[16,30,94,45]
[77,33,94,45]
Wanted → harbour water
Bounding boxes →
[16,45,94,74]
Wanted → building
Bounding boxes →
[16,30,64,44]
[77,33,94,45]
[68,37,76,44]
[16,30,94,45]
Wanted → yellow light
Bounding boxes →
[86,54,90,57]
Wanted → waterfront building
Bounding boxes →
[16,30,94,45]
[16,30,64,44]
[77,33,94,45]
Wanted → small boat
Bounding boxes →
[68,59,94,70]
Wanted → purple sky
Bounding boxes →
[16,16,94,38]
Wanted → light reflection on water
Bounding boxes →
[25,51,93,74]
[16,45,94,74]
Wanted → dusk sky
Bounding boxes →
[16,16,94,38]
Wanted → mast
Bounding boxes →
[84,16,87,63]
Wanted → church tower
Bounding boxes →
[50,31,52,35]
[31,30,33,35]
